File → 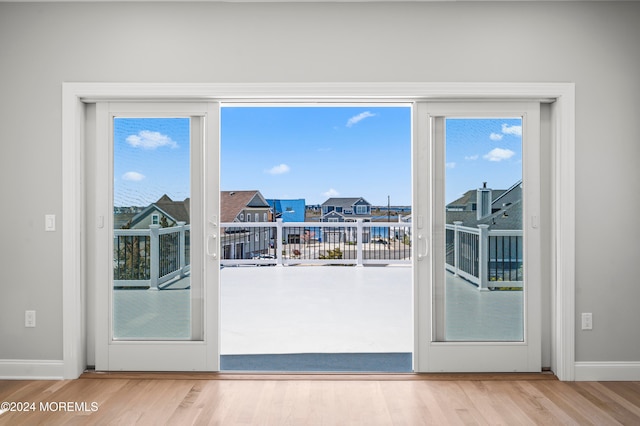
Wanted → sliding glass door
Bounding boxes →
[94,102,219,371]
[90,98,542,373]
[415,102,541,372]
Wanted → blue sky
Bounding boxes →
[113,109,522,207]
[113,117,191,207]
[445,118,523,203]
[221,106,411,206]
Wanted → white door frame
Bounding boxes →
[93,102,219,371]
[415,101,542,372]
[62,82,575,380]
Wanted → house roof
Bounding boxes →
[446,190,523,230]
[447,188,507,208]
[478,199,523,230]
[321,197,371,208]
[155,194,190,223]
[446,180,522,218]
[446,180,523,230]
[220,190,269,222]
[491,180,522,208]
[128,194,190,227]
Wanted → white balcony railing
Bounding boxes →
[113,222,190,289]
[220,219,412,267]
[112,219,521,292]
[445,221,523,291]
[112,219,410,288]
[112,219,520,292]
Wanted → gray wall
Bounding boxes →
[1,2,639,363]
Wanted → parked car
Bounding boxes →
[252,254,276,266]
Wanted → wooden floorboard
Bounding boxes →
[1,375,638,425]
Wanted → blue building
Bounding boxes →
[267,199,307,243]
[267,199,306,223]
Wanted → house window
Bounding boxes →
[151,214,159,225]
[255,213,259,222]
[246,213,251,222]
[328,218,339,223]
[356,206,368,215]
[239,213,244,221]
[263,213,268,221]
[336,207,343,213]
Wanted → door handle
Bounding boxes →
[417,234,429,261]
[206,233,217,258]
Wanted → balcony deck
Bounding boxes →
[114,266,523,355]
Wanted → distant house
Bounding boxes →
[220,190,272,260]
[320,197,373,243]
[321,197,372,223]
[123,194,190,229]
[446,181,522,230]
[267,199,307,244]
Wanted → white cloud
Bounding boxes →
[464,155,479,161]
[266,164,291,175]
[445,162,456,169]
[122,171,145,181]
[483,148,516,162]
[490,132,503,141]
[501,123,522,136]
[126,130,178,149]
[323,188,340,198]
[346,111,376,127]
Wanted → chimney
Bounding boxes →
[477,182,492,220]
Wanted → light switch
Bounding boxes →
[45,214,56,232]
[25,310,36,328]
[581,313,593,330]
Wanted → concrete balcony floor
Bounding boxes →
[221,266,413,355]
[114,266,523,353]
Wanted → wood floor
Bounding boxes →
[1,373,639,425]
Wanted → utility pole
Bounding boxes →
[387,195,391,249]
[387,195,390,222]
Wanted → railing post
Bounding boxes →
[177,221,186,277]
[453,221,462,277]
[276,218,284,267]
[356,219,364,267]
[477,224,490,291]
[149,224,160,290]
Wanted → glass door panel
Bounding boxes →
[415,102,541,373]
[439,118,524,342]
[112,117,198,340]
[95,102,218,372]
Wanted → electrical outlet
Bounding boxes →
[581,312,592,330]
[25,310,36,328]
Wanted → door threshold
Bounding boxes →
[81,369,557,381]
[220,352,412,373]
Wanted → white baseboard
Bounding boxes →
[3,359,638,381]
[574,361,640,381]
[0,359,64,380]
